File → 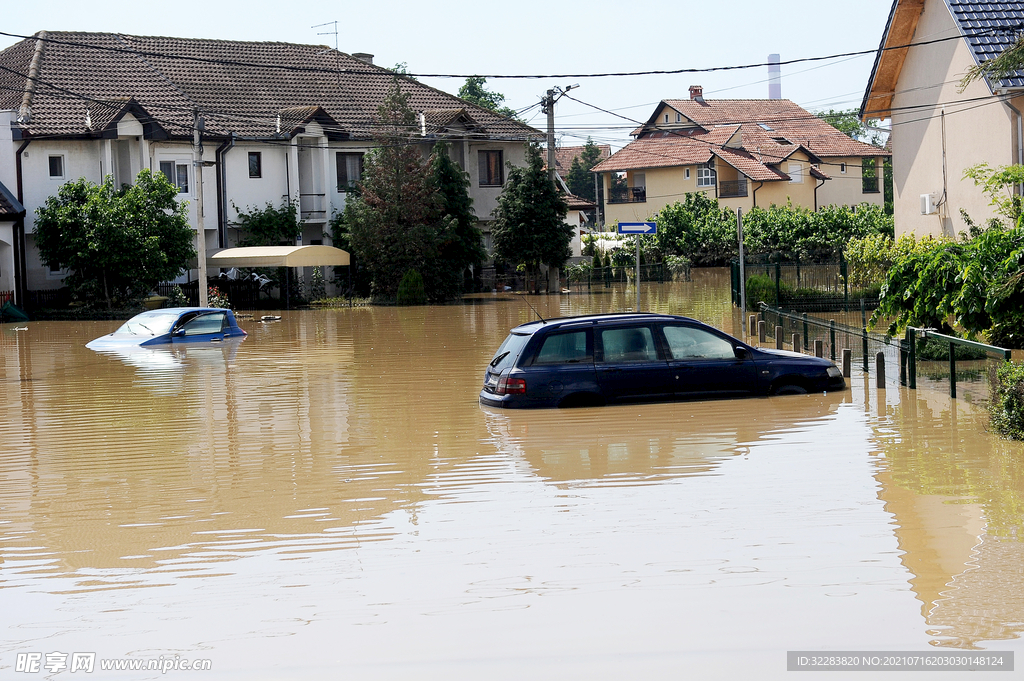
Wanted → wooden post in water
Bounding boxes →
[758,320,766,343]
[792,333,801,354]
[876,351,886,388]
[842,348,852,378]
[775,326,784,350]
[814,340,823,357]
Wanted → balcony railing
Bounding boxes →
[299,193,327,221]
[862,176,879,193]
[719,179,748,198]
[608,187,646,204]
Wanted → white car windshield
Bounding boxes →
[114,311,181,336]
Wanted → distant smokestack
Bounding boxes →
[768,54,781,99]
[352,52,374,65]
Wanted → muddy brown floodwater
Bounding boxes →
[2,271,1024,680]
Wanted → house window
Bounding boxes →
[159,161,190,194]
[479,150,503,187]
[788,163,803,184]
[248,152,262,178]
[336,152,364,191]
[840,162,847,174]
[48,155,65,179]
[664,114,669,123]
[697,164,716,187]
[685,168,691,180]
[676,113,682,123]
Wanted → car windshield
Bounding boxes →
[488,332,532,372]
[113,311,181,336]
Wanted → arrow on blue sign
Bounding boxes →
[617,221,657,234]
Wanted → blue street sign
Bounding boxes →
[617,221,657,234]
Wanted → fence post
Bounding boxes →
[876,351,885,389]
[841,258,849,313]
[829,320,836,361]
[802,312,809,349]
[842,348,852,378]
[949,343,957,399]
[908,329,917,390]
[899,337,907,386]
[775,326,784,350]
[749,314,756,337]
[758,320,766,344]
[792,333,801,354]
[775,261,782,308]
[814,340,823,358]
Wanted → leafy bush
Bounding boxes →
[167,285,190,307]
[566,262,592,283]
[664,255,692,281]
[396,269,427,305]
[745,274,792,309]
[990,361,1024,440]
[207,286,231,309]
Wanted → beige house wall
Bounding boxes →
[817,156,886,208]
[890,0,1020,237]
[601,151,829,226]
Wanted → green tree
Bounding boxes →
[457,76,520,120]
[565,138,603,203]
[346,80,443,300]
[232,201,301,246]
[491,142,571,292]
[430,141,486,296]
[34,169,196,309]
[654,192,737,266]
[815,108,885,147]
[962,162,1024,224]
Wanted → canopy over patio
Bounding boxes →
[206,245,350,269]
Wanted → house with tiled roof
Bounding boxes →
[862,0,1024,237]
[593,86,889,225]
[0,31,540,302]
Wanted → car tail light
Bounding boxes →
[497,375,526,395]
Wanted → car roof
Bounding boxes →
[511,313,698,334]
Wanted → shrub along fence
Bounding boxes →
[732,260,880,312]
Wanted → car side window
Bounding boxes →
[663,325,735,360]
[533,330,591,365]
[599,327,657,363]
[179,312,226,336]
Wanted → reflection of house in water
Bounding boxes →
[875,390,1024,649]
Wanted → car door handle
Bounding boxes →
[599,367,622,373]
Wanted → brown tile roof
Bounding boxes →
[0,31,540,142]
[563,193,596,209]
[596,97,886,182]
[659,98,887,158]
[0,181,26,218]
[545,144,612,172]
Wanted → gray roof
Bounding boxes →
[0,31,540,142]
[948,0,1024,89]
[0,181,26,219]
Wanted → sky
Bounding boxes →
[0,0,897,150]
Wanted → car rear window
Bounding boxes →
[488,332,532,372]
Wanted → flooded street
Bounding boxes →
[3,270,1024,679]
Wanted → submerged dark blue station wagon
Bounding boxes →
[480,313,846,408]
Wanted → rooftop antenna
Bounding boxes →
[312,21,338,52]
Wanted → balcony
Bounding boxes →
[300,193,327,222]
[862,176,879,193]
[719,179,748,198]
[608,186,646,204]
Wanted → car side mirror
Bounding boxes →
[734,347,750,360]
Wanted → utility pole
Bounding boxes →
[194,111,209,307]
[543,89,556,184]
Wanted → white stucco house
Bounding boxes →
[862,0,1024,237]
[0,31,540,305]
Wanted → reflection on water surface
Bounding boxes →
[2,276,1023,678]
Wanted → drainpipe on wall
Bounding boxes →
[215,134,235,249]
[1002,97,1023,198]
[752,181,764,208]
[14,138,31,307]
[814,176,825,211]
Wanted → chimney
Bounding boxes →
[689,85,704,103]
[352,52,374,65]
[768,54,781,99]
